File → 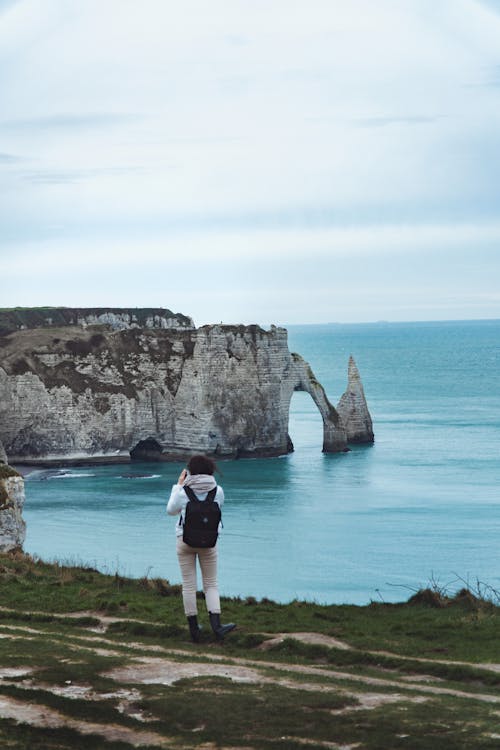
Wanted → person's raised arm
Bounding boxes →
[166,470,187,515]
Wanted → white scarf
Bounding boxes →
[183,473,217,492]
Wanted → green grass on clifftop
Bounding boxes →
[0,306,193,333]
[0,553,497,662]
[0,552,498,749]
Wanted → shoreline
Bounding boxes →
[12,456,132,476]
[11,457,188,479]
[10,445,294,474]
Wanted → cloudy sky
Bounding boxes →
[1,0,500,325]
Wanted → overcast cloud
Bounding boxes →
[1,0,500,324]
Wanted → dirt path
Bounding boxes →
[3,607,499,676]
[2,616,499,704]
[0,695,171,747]
[104,652,500,705]
[1,611,499,748]
[258,630,500,675]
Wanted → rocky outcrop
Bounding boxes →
[0,464,26,551]
[0,307,194,334]
[337,356,374,444]
[0,439,7,464]
[0,317,373,463]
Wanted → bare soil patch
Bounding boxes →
[0,695,170,747]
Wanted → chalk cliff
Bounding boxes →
[0,460,26,551]
[0,314,373,464]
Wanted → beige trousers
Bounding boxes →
[176,538,221,616]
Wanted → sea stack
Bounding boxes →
[336,356,374,444]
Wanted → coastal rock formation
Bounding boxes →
[0,307,194,334]
[0,439,7,464]
[288,354,348,453]
[0,464,26,551]
[337,356,374,443]
[0,313,373,463]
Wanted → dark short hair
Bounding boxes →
[187,454,216,475]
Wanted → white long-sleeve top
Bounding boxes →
[166,483,225,537]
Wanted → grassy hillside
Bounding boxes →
[0,552,498,749]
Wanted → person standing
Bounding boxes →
[167,454,236,642]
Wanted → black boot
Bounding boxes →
[209,611,236,641]
[187,615,201,643]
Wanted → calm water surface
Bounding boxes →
[23,320,500,604]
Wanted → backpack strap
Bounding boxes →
[206,487,217,502]
[184,486,217,502]
[183,486,198,502]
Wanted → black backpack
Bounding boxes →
[182,486,221,548]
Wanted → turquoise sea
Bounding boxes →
[22,320,500,605]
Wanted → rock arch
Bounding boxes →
[288,354,348,453]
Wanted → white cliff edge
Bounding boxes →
[0,323,374,463]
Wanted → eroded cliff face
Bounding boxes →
[0,457,26,551]
[0,321,373,463]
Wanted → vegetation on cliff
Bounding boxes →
[0,552,498,749]
[0,465,21,506]
[0,465,20,480]
[0,307,193,334]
